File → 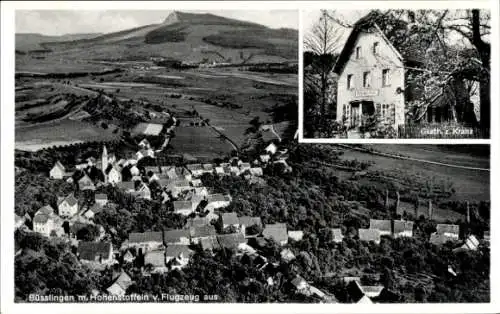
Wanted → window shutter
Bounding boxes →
[390,104,396,124]
[376,103,381,118]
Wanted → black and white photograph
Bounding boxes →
[0,1,498,313]
[302,9,491,139]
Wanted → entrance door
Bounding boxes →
[351,103,360,127]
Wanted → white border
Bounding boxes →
[2,1,499,314]
[298,0,497,145]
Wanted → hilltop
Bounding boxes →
[18,11,298,63]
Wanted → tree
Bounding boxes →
[304,10,344,118]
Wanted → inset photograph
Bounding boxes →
[302,9,491,139]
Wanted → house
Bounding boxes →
[186,164,204,177]
[117,181,135,193]
[163,229,191,245]
[78,174,95,191]
[33,205,64,237]
[288,230,304,241]
[148,173,160,183]
[125,231,164,253]
[291,276,309,292]
[184,216,212,228]
[77,241,114,266]
[358,228,381,244]
[206,194,231,211]
[194,186,208,196]
[330,228,344,243]
[57,194,79,218]
[191,179,203,187]
[106,271,133,296]
[136,149,154,161]
[173,201,193,216]
[138,138,151,149]
[238,216,262,236]
[49,161,66,179]
[165,179,192,198]
[333,15,405,132]
[265,143,278,155]
[200,236,221,251]
[161,166,192,181]
[436,224,460,240]
[280,248,296,262]
[15,214,26,230]
[393,220,414,238]
[106,166,122,184]
[249,167,264,177]
[129,165,140,177]
[134,183,151,200]
[95,194,108,207]
[217,233,246,250]
[260,154,271,163]
[123,250,135,263]
[215,166,226,176]
[361,285,384,298]
[369,219,392,236]
[430,232,456,245]
[165,245,193,270]
[454,234,480,252]
[202,163,214,173]
[82,204,103,219]
[230,166,240,176]
[143,250,167,273]
[221,212,240,230]
[263,223,288,245]
[239,162,251,172]
[190,225,217,244]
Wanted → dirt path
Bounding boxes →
[338,144,490,172]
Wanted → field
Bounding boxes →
[167,126,234,160]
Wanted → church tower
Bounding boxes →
[102,145,108,183]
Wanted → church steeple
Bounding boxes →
[102,145,108,183]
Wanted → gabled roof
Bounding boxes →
[173,201,192,211]
[333,15,403,74]
[37,205,55,216]
[239,216,262,228]
[430,232,455,245]
[200,237,221,251]
[77,241,112,261]
[217,233,246,250]
[186,163,203,171]
[369,219,392,232]
[163,229,190,243]
[33,213,49,224]
[59,194,78,207]
[358,228,381,242]
[52,161,65,171]
[331,228,344,241]
[185,216,211,228]
[436,224,459,235]
[190,225,216,238]
[221,212,239,226]
[144,250,165,267]
[208,194,227,203]
[202,164,214,171]
[129,231,163,243]
[117,181,135,191]
[166,244,193,258]
[263,223,288,243]
[393,220,414,234]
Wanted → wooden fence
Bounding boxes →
[398,124,489,139]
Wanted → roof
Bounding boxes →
[129,231,163,243]
[263,223,288,243]
[53,161,65,171]
[144,250,165,267]
[200,237,221,250]
[37,205,54,216]
[88,204,103,214]
[95,194,108,200]
[217,233,246,250]
[239,216,262,228]
[202,164,214,171]
[77,241,112,261]
[240,162,251,169]
[333,14,403,74]
[222,212,239,226]
[187,163,203,171]
[358,229,381,242]
[166,245,193,258]
[163,229,190,243]
[117,181,135,191]
[369,219,392,232]
[288,230,304,241]
[250,168,263,176]
[33,213,49,224]
[393,220,414,234]
[436,224,459,235]
[190,225,216,238]
[173,201,192,211]
[430,232,456,245]
[185,216,211,228]
[331,228,343,240]
[208,194,227,203]
[133,123,164,136]
[78,174,95,189]
[291,276,306,288]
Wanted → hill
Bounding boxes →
[18,11,298,63]
[15,33,102,52]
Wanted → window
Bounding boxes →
[355,46,361,59]
[382,69,390,86]
[347,74,354,89]
[373,42,379,54]
[363,71,371,88]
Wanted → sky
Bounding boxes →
[15,10,298,36]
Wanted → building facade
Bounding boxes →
[334,21,405,132]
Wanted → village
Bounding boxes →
[14,127,489,303]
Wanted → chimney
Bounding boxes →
[466,201,470,224]
[384,189,389,209]
[428,199,433,220]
